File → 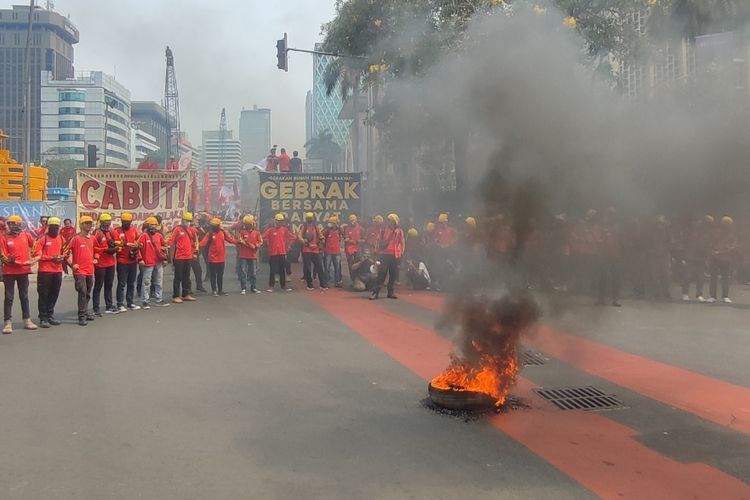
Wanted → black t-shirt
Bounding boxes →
[352,258,375,280]
[290,157,302,173]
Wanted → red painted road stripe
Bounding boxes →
[307,291,750,499]
[397,292,750,435]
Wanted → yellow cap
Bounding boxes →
[328,215,339,224]
[7,215,22,223]
[438,213,449,223]
[275,213,286,221]
[210,217,222,226]
[465,217,476,228]
[99,213,112,222]
[348,214,358,223]
[48,217,61,226]
[703,215,715,224]
[373,215,384,224]
[387,213,400,225]
[79,216,94,224]
[243,215,256,224]
[304,212,315,220]
[121,213,133,222]
[182,211,193,222]
[722,216,734,225]
[144,217,158,226]
[407,228,418,237]
[426,222,435,232]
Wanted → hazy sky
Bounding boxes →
[48,0,336,152]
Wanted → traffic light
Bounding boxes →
[276,33,288,72]
[87,144,100,168]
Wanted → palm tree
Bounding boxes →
[304,131,342,173]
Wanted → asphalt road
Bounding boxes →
[1,263,749,499]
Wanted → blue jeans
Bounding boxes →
[324,253,342,285]
[238,258,257,291]
[141,264,163,303]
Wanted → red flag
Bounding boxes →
[190,173,199,210]
[137,158,158,170]
[166,160,179,171]
[203,168,212,212]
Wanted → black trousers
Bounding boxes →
[302,252,327,288]
[208,262,225,293]
[93,265,115,312]
[709,258,732,299]
[173,259,192,298]
[268,255,287,289]
[74,275,93,318]
[4,274,30,321]
[374,255,399,296]
[37,272,63,321]
[597,259,622,303]
[191,258,204,290]
[116,262,138,307]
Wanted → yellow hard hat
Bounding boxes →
[7,215,22,223]
[182,211,193,222]
[348,214,358,223]
[387,213,400,225]
[373,215,384,224]
[121,212,133,222]
[703,215,715,224]
[438,213,449,223]
[328,215,339,224]
[79,216,94,224]
[465,217,476,228]
[210,217,222,226]
[407,228,418,237]
[304,212,315,221]
[722,216,734,225]
[99,213,112,222]
[426,222,435,232]
[144,217,158,226]
[47,217,61,226]
[243,215,256,224]
[275,213,286,221]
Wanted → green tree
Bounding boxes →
[44,157,80,187]
[304,131,343,173]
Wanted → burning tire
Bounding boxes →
[428,383,498,411]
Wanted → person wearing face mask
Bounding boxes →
[137,217,168,309]
[299,212,328,290]
[237,215,263,295]
[1,215,37,333]
[33,217,65,328]
[199,218,237,296]
[92,213,118,315]
[343,214,364,284]
[323,215,343,288]
[164,212,199,303]
[113,213,141,312]
[60,218,76,242]
[65,216,96,326]
[370,213,405,300]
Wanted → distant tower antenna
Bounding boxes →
[164,46,181,167]
[219,107,227,179]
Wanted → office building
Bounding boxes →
[131,101,168,152]
[311,43,350,147]
[305,90,313,144]
[202,129,242,185]
[0,4,79,162]
[239,105,271,165]
[40,70,131,168]
[131,127,159,168]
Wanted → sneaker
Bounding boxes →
[611,301,622,307]
[78,318,88,326]
[682,294,690,302]
[142,303,151,310]
[706,297,716,304]
[173,297,183,304]
[251,288,261,294]
[48,318,61,326]
[183,295,197,302]
[212,291,219,297]
[320,286,329,290]
[128,304,141,311]
[723,297,733,304]
[335,283,343,288]
[2,320,12,334]
[284,288,293,292]
[266,288,274,293]
[307,286,315,291]
[24,319,38,330]
[118,305,128,313]
[387,294,399,300]
[154,300,168,307]
[39,320,51,329]
[196,288,208,293]
[104,308,116,314]
[95,310,103,317]
[697,296,706,303]
[86,314,95,321]
[220,291,229,296]
[241,289,247,295]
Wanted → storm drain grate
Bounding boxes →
[521,350,547,366]
[534,386,627,411]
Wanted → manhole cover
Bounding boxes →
[521,350,547,366]
[534,386,627,411]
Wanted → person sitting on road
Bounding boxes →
[351,249,378,292]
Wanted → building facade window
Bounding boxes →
[59,134,84,141]
[107,150,129,161]
[57,147,85,155]
[107,137,128,149]
[106,123,129,138]
[59,120,84,128]
[106,111,129,126]
[59,107,84,115]
[60,91,84,101]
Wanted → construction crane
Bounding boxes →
[218,107,227,180]
[164,46,181,167]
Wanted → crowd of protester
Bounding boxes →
[0,207,743,333]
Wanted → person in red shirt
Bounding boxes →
[199,218,237,296]
[138,217,168,308]
[299,212,328,290]
[365,215,383,251]
[60,218,76,242]
[323,215,343,287]
[343,214,364,285]
[164,212,199,303]
[371,213,405,300]
[113,212,141,311]
[65,216,96,326]
[237,215,263,294]
[1,215,37,333]
[92,213,118,315]
[33,216,65,328]
[431,213,458,290]
[262,213,294,292]
[265,147,279,172]
[32,215,49,239]
[277,148,291,173]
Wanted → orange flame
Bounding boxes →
[430,352,519,406]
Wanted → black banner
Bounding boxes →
[258,173,362,233]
